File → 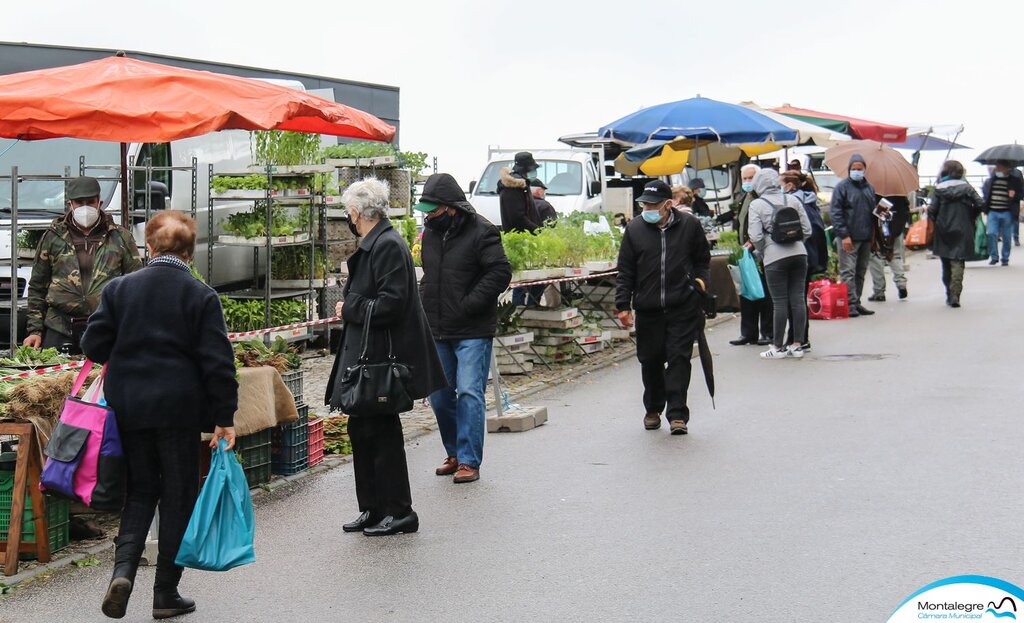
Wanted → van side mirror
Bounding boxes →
[468,180,477,194]
[590,181,601,197]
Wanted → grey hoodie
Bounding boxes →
[747,168,811,266]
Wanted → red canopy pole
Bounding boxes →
[120,142,129,226]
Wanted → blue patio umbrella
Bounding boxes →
[599,96,799,145]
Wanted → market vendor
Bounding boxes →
[24,176,142,354]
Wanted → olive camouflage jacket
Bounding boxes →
[26,214,142,337]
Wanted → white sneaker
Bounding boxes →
[760,346,789,360]
[787,345,805,359]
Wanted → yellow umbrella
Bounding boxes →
[615,140,782,176]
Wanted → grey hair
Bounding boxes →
[741,163,761,175]
[342,177,390,220]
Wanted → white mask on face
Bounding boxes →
[72,205,100,229]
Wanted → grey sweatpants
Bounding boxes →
[838,239,872,307]
[869,236,907,295]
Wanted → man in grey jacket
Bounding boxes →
[829,154,878,317]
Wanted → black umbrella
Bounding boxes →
[975,143,1024,165]
[696,326,715,409]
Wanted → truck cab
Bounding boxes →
[469,148,603,227]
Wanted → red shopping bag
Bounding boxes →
[807,279,849,320]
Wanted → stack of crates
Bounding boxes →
[0,465,70,559]
[233,429,272,489]
[272,369,309,475]
[308,417,325,468]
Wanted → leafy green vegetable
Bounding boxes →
[220,297,308,332]
[252,131,322,166]
[0,346,69,367]
[222,202,305,238]
[271,247,328,280]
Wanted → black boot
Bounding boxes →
[153,557,196,619]
[101,539,142,619]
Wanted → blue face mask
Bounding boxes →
[641,210,662,224]
[995,171,1007,178]
[741,182,754,193]
[849,169,866,182]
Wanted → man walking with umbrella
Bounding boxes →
[616,181,711,435]
[981,160,1022,265]
[830,154,878,317]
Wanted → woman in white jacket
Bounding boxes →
[747,168,812,359]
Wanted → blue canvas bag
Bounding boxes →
[738,248,765,301]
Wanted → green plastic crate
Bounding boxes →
[0,471,70,559]
[235,429,272,489]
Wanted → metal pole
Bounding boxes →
[120,143,129,226]
[9,166,17,352]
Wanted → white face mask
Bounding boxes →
[72,205,100,229]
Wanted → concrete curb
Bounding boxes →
[3,313,737,588]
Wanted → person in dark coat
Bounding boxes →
[981,160,1023,265]
[82,211,238,620]
[687,177,713,217]
[529,178,558,224]
[497,151,541,233]
[729,164,774,346]
[929,160,985,307]
[830,153,879,316]
[325,178,446,537]
[415,173,512,484]
[615,180,711,435]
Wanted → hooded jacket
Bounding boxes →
[497,167,541,233]
[788,188,829,274]
[829,154,877,242]
[928,179,985,260]
[419,173,513,340]
[615,209,711,313]
[747,169,811,267]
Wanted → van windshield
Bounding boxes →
[0,138,120,218]
[476,160,582,196]
[683,166,731,191]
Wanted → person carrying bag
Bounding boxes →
[336,301,415,416]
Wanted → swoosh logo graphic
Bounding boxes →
[986,609,1017,619]
[990,598,1018,612]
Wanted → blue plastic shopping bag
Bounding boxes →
[738,248,765,301]
[175,439,255,571]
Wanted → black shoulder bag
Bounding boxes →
[337,301,415,416]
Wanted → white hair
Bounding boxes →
[341,177,390,220]
[741,163,761,175]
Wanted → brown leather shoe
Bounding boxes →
[453,464,480,483]
[435,456,458,476]
[644,413,661,430]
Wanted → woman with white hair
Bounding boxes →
[325,178,446,536]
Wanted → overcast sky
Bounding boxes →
[2,0,1019,186]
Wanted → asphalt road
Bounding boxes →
[3,251,1022,622]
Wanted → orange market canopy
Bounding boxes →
[0,56,396,143]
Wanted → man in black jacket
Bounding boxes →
[830,154,878,316]
[529,178,558,224]
[616,180,711,435]
[498,152,541,233]
[416,173,512,484]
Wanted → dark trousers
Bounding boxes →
[739,267,773,340]
[41,328,82,356]
[786,270,812,347]
[765,255,808,348]
[348,413,413,518]
[635,305,701,423]
[117,428,200,578]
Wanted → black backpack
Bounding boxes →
[767,198,803,244]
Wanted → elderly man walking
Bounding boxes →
[729,164,773,345]
[830,154,878,317]
[416,173,512,484]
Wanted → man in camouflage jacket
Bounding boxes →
[24,177,142,353]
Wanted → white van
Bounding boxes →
[468,148,603,227]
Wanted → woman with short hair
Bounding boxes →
[82,210,238,619]
[325,178,446,536]
[929,160,985,307]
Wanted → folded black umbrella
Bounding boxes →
[975,144,1024,165]
[696,327,715,409]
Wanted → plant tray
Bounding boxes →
[280,370,303,402]
[498,341,533,354]
[534,336,575,346]
[575,335,603,345]
[577,341,605,354]
[495,353,529,365]
[498,362,533,375]
[511,268,563,283]
[243,164,335,175]
[518,314,585,330]
[0,473,70,559]
[539,326,603,338]
[218,233,310,246]
[562,267,590,277]
[326,156,398,168]
[268,279,324,290]
[584,260,616,271]
[266,326,311,343]
[211,190,268,200]
[519,307,579,322]
[494,331,534,346]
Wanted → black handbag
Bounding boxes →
[337,301,415,416]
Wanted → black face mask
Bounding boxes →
[347,218,360,238]
[424,212,453,233]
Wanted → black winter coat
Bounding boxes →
[497,168,541,232]
[534,197,558,224]
[929,180,985,260]
[830,177,877,241]
[420,208,512,340]
[615,210,711,313]
[326,219,447,409]
[80,260,238,432]
[691,195,712,218]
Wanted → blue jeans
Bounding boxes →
[987,210,1014,262]
[429,338,492,469]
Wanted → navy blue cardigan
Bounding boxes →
[81,261,238,431]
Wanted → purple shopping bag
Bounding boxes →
[40,361,125,511]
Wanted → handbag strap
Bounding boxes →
[355,301,396,363]
[71,360,104,396]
